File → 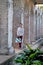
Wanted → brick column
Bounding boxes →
[8,0,14,53]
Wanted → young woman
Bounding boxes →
[17,23,24,48]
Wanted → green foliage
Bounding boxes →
[41,42,43,46]
[32,60,41,65]
[14,44,43,65]
[26,43,32,51]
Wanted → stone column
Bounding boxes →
[34,7,36,41]
[28,6,31,43]
[21,0,24,25]
[35,9,38,39]
[21,8,24,26]
[37,8,39,39]
[40,10,42,38]
[21,0,24,48]
[8,0,14,53]
[34,8,36,40]
[41,12,42,36]
[37,8,42,39]
[38,11,40,38]
[37,8,40,38]
[21,0,24,24]
[21,8,24,48]
[38,8,41,38]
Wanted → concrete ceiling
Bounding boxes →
[32,0,43,4]
[36,0,43,4]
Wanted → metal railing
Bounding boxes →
[34,38,43,44]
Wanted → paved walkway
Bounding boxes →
[0,54,15,64]
[0,42,42,65]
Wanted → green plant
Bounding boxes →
[41,42,43,46]
[14,43,43,65]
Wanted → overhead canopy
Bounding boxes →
[36,0,43,4]
[32,0,43,4]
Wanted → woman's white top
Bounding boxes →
[17,27,24,36]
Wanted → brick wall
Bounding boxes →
[13,0,35,46]
[0,0,8,48]
[0,0,43,48]
[0,0,37,49]
[13,0,21,47]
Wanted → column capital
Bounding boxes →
[8,0,13,4]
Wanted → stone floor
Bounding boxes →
[15,43,40,53]
[0,42,43,65]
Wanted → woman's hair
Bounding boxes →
[20,23,23,25]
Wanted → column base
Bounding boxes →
[8,47,15,54]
